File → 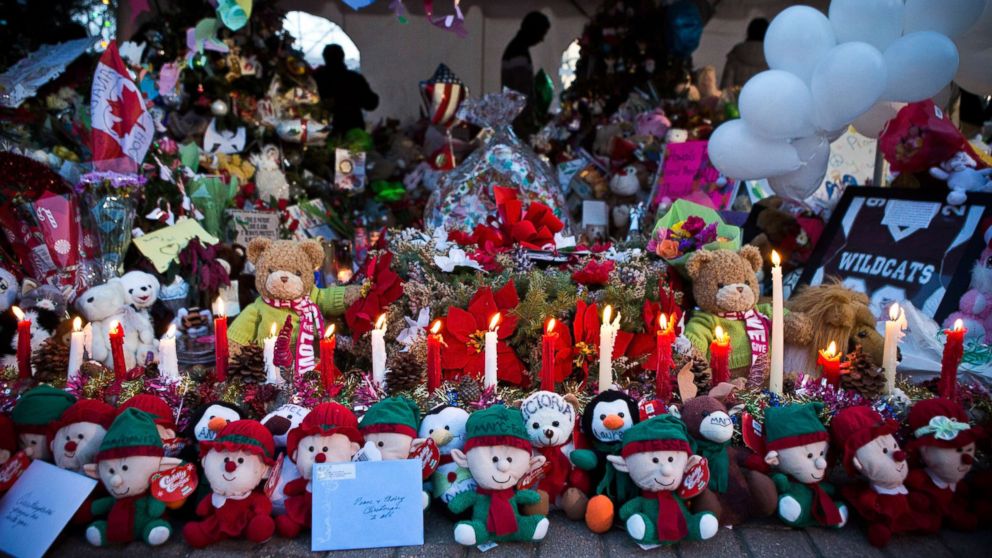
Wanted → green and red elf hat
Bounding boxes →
[360,396,421,438]
[118,394,177,432]
[620,414,693,458]
[96,408,164,461]
[463,405,532,453]
[907,397,983,451]
[829,405,900,475]
[287,402,363,461]
[50,399,116,438]
[200,419,276,466]
[11,385,77,435]
[764,403,828,452]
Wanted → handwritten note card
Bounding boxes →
[0,460,96,558]
[227,209,280,244]
[132,218,219,273]
[311,459,423,551]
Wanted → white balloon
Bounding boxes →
[739,70,816,140]
[882,32,959,102]
[764,6,836,83]
[709,120,801,180]
[767,136,831,200]
[829,0,904,51]
[904,0,987,39]
[956,46,992,95]
[852,101,906,139]
[810,42,887,132]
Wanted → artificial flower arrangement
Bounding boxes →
[648,199,740,274]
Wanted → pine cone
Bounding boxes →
[31,337,68,383]
[229,344,267,384]
[385,352,423,394]
[689,356,712,393]
[187,364,212,382]
[79,360,110,379]
[841,346,886,399]
[458,375,482,402]
[142,362,160,379]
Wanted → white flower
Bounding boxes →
[432,227,454,253]
[603,246,641,263]
[396,308,431,352]
[434,247,484,273]
[554,231,576,250]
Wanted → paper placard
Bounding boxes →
[311,459,424,551]
[132,219,219,273]
[654,141,736,210]
[0,460,97,558]
[227,209,280,244]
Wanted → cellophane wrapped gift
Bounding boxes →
[425,88,569,233]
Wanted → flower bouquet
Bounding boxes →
[76,171,146,279]
[648,199,739,275]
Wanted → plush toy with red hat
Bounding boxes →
[183,419,276,548]
[11,385,76,461]
[276,401,363,538]
[448,405,550,546]
[606,415,719,545]
[82,408,183,546]
[0,415,15,466]
[763,403,847,529]
[905,397,982,532]
[119,394,178,444]
[50,399,115,472]
[830,405,927,547]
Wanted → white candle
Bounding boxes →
[67,317,85,382]
[770,250,784,395]
[371,314,388,386]
[484,313,501,389]
[158,324,179,380]
[598,305,621,393]
[882,303,904,394]
[264,323,281,384]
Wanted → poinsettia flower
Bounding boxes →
[572,259,614,286]
[434,247,485,273]
[345,252,403,337]
[629,280,684,368]
[569,300,633,382]
[494,186,563,250]
[547,319,575,384]
[441,281,526,385]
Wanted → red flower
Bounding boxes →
[494,186,563,250]
[628,279,683,368]
[469,249,503,273]
[345,252,404,337]
[441,281,526,386]
[569,300,632,382]
[547,320,574,384]
[277,198,289,211]
[241,182,256,197]
[571,259,614,286]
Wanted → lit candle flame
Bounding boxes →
[771,250,781,266]
[889,303,901,321]
[659,313,667,330]
[213,296,225,318]
[488,313,501,331]
[547,318,556,334]
[11,306,24,321]
[375,314,387,331]
[603,305,613,324]
[110,320,122,335]
[269,323,277,338]
[431,320,442,334]
[826,340,837,358]
[325,324,336,338]
[166,324,176,339]
[953,319,964,332]
[73,317,82,332]
[715,325,727,342]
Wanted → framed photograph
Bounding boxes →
[798,186,992,323]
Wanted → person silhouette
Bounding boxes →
[313,44,379,135]
[501,11,551,136]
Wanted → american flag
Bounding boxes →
[420,63,467,128]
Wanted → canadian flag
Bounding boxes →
[90,41,153,173]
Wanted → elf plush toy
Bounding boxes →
[905,397,982,532]
[448,405,550,546]
[11,385,76,461]
[83,409,182,547]
[183,420,277,548]
[50,399,115,472]
[762,403,847,529]
[607,415,719,545]
[830,406,926,547]
[360,396,430,509]
[276,402,363,538]
[118,394,179,454]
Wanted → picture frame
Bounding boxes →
[797,186,992,324]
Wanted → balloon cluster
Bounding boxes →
[710,0,992,200]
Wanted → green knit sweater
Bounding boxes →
[227,286,348,348]
[684,303,786,371]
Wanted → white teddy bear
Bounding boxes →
[119,271,161,361]
[930,151,992,206]
[75,281,140,370]
[249,145,291,203]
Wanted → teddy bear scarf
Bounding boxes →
[263,295,324,374]
[717,309,769,364]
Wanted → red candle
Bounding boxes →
[427,320,443,392]
[109,320,127,381]
[541,318,559,392]
[213,296,228,382]
[710,325,731,387]
[940,319,966,399]
[320,324,337,392]
[12,307,31,379]
[655,313,676,401]
[817,341,842,386]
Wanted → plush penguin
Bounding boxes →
[178,402,246,507]
[260,404,310,514]
[419,405,476,516]
[569,390,641,533]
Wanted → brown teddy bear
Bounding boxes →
[784,281,886,376]
[226,238,360,371]
[684,246,812,379]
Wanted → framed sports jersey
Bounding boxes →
[799,187,992,323]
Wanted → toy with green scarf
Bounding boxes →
[762,403,848,529]
[606,414,719,545]
[448,405,550,546]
